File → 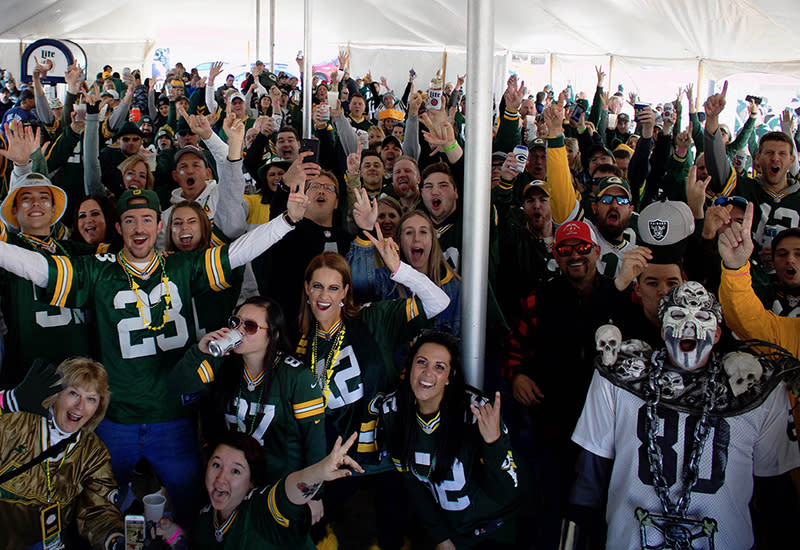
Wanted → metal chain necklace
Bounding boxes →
[637,352,721,549]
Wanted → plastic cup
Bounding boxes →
[73,103,86,122]
[142,492,166,523]
[327,91,339,107]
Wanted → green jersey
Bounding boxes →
[294,297,428,465]
[170,346,326,484]
[41,246,234,423]
[734,176,800,253]
[0,227,101,385]
[376,388,522,546]
[193,483,314,549]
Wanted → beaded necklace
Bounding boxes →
[43,453,68,503]
[118,250,172,331]
[310,320,346,407]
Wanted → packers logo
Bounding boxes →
[132,189,142,195]
[648,219,669,242]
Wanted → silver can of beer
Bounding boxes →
[208,329,243,357]
[513,145,529,172]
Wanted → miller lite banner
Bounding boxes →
[20,39,87,85]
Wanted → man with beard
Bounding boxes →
[343,148,384,232]
[503,219,627,549]
[585,175,638,277]
[388,155,422,212]
[562,281,800,550]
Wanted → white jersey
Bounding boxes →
[572,370,800,550]
[584,219,636,278]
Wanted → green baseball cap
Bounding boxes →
[116,188,161,217]
[596,175,632,199]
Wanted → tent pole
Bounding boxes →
[608,55,614,91]
[696,59,703,112]
[442,49,447,86]
[462,0,494,388]
[269,0,275,72]
[549,53,554,86]
[302,0,312,138]
[256,0,261,61]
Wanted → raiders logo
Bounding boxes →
[648,219,669,242]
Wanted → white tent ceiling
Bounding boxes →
[1,0,798,98]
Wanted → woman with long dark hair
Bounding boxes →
[168,297,326,521]
[376,330,523,549]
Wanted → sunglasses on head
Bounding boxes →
[713,196,748,208]
[556,242,594,257]
[596,194,631,205]
[228,315,268,335]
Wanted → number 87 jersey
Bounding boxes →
[41,247,235,425]
[571,370,800,550]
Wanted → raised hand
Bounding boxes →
[69,110,86,134]
[704,80,728,120]
[595,65,606,86]
[223,114,245,159]
[208,61,224,83]
[702,204,732,240]
[364,222,400,273]
[352,187,378,231]
[455,74,466,89]
[176,103,213,140]
[408,90,422,117]
[11,358,63,416]
[542,102,564,137]
[615,246,653,290]
[471,391,503,444]
[346,140,362,175]
[504,75,525,112]
[685,164,710,219]
[780,108,794,137]
[64,63,82,94]
[0,121,42,165]
[285,172,310,223]
[718,200,754,270]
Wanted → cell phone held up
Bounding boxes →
[571,104,586,122]
[633,103,649,122]
[124,515,145,550]
[745,94,763,106]
[300,138,320,164]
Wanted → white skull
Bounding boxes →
[596,324,622,366]
[723,352,763,397]
[617,358,646,379]
[659,370,685,398]
[620,339,653,358]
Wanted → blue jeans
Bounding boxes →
[96,417,201,528]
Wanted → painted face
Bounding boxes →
[421,172,458,224]
[53,385,100,433]
[305,267,349,329]
[206,444,253,521]
[76,198,107,245]
[173,153,210,201]
[123,160,149,190]
[409,342,452,412]
[774,236,800,288]
[14,186,55,234]
[377,203,400,236]
[170,206,204,251]
[399,214,433,271]
[116,205,162,261]
[660,282,719,372]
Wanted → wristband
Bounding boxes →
[166,526,183,545]
[443,142,458,152]
[283,211,298,227]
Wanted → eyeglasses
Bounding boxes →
[121,136,142,143]
[713,196,748,208]
[307,182,337,193]
[596,195,631,205]
[556,242,594,257]
[228,316,268,335]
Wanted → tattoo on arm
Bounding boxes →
[297,481,322,499]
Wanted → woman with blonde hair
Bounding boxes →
[0,357,123,549]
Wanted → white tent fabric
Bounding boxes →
[1,0,798,80]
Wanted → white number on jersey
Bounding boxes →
[413,454,470,511]
[31,281,85,328]
[225,399,276,444]
[323,345,364,409]
[114,281,189,358]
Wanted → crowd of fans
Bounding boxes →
[0,48,798,550]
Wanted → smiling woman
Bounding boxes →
[0,357,124,549]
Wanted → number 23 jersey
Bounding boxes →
[572,371,800,550]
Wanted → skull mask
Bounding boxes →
[617,357,646,379]
[659,370,685,399]
[658,282,721,372]
[596,324,622,366]
[722,352,763,397]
